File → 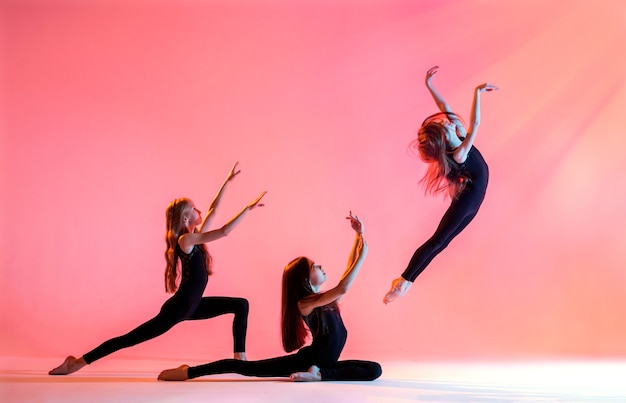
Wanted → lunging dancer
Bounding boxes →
[49,162,266,375]
[384,66,498,304]
[158,212,381,382]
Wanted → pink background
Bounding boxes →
[2,0,626,364]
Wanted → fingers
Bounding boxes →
[426,65,439,78]
[256,190,267,203]
[346,211,364,234]
[484,84,499,91]
[229,161,241,178]
[249,191,267,208]
[346,211,361,223]
[478,83,499,92]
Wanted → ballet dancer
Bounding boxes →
[158,212,381,382]
[384,66,498,304]
[49,162,266,375]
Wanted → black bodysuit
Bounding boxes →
[402,146,489,282]
[187,305,381,381]
[82,245,249,363]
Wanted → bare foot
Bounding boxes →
[290,365,321,382]
[158,365,190,381]
[383,277,412,304]
[48,356,87,375]
[234,352,247,361]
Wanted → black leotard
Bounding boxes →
[82,245,248,363]
[186,304,381,381]
[303,306,347,366]
[164,244,209,316]
[402,146,489,282]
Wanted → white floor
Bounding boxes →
[2,357,626,402]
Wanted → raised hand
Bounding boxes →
[346,211,364,235]
[248,191,267,209]
[226,161,242,182]
[476,83,499,92]
[425,65,439,86]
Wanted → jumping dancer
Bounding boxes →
[158,212,381,382]
[49,162,266,375]
[384,66,498,304]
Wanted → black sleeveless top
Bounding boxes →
[304,306,347,365]
[461,146,489,195]
[174,245,209,307]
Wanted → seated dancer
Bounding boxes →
[158,212,381,382]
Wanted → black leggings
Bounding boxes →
[187,349,381,381]
[83,297,249,364]
[402,188,484,282]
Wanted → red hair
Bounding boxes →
[412,112,471,200]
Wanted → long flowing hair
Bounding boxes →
[281,256,337,352]
[164,198,212,293]
[411,112,471,200]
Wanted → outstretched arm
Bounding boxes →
[453,82,498,163]
[426,66,473,138]
[180,191,266,249]
[425,66,466,130]
[298,213,368,316]
[345,211,365,269]
[199,162,241,233]
[425,66,456,116]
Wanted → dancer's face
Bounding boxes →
[308,262,326,289]
[434,119,458,143]
[184,204,202,227]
